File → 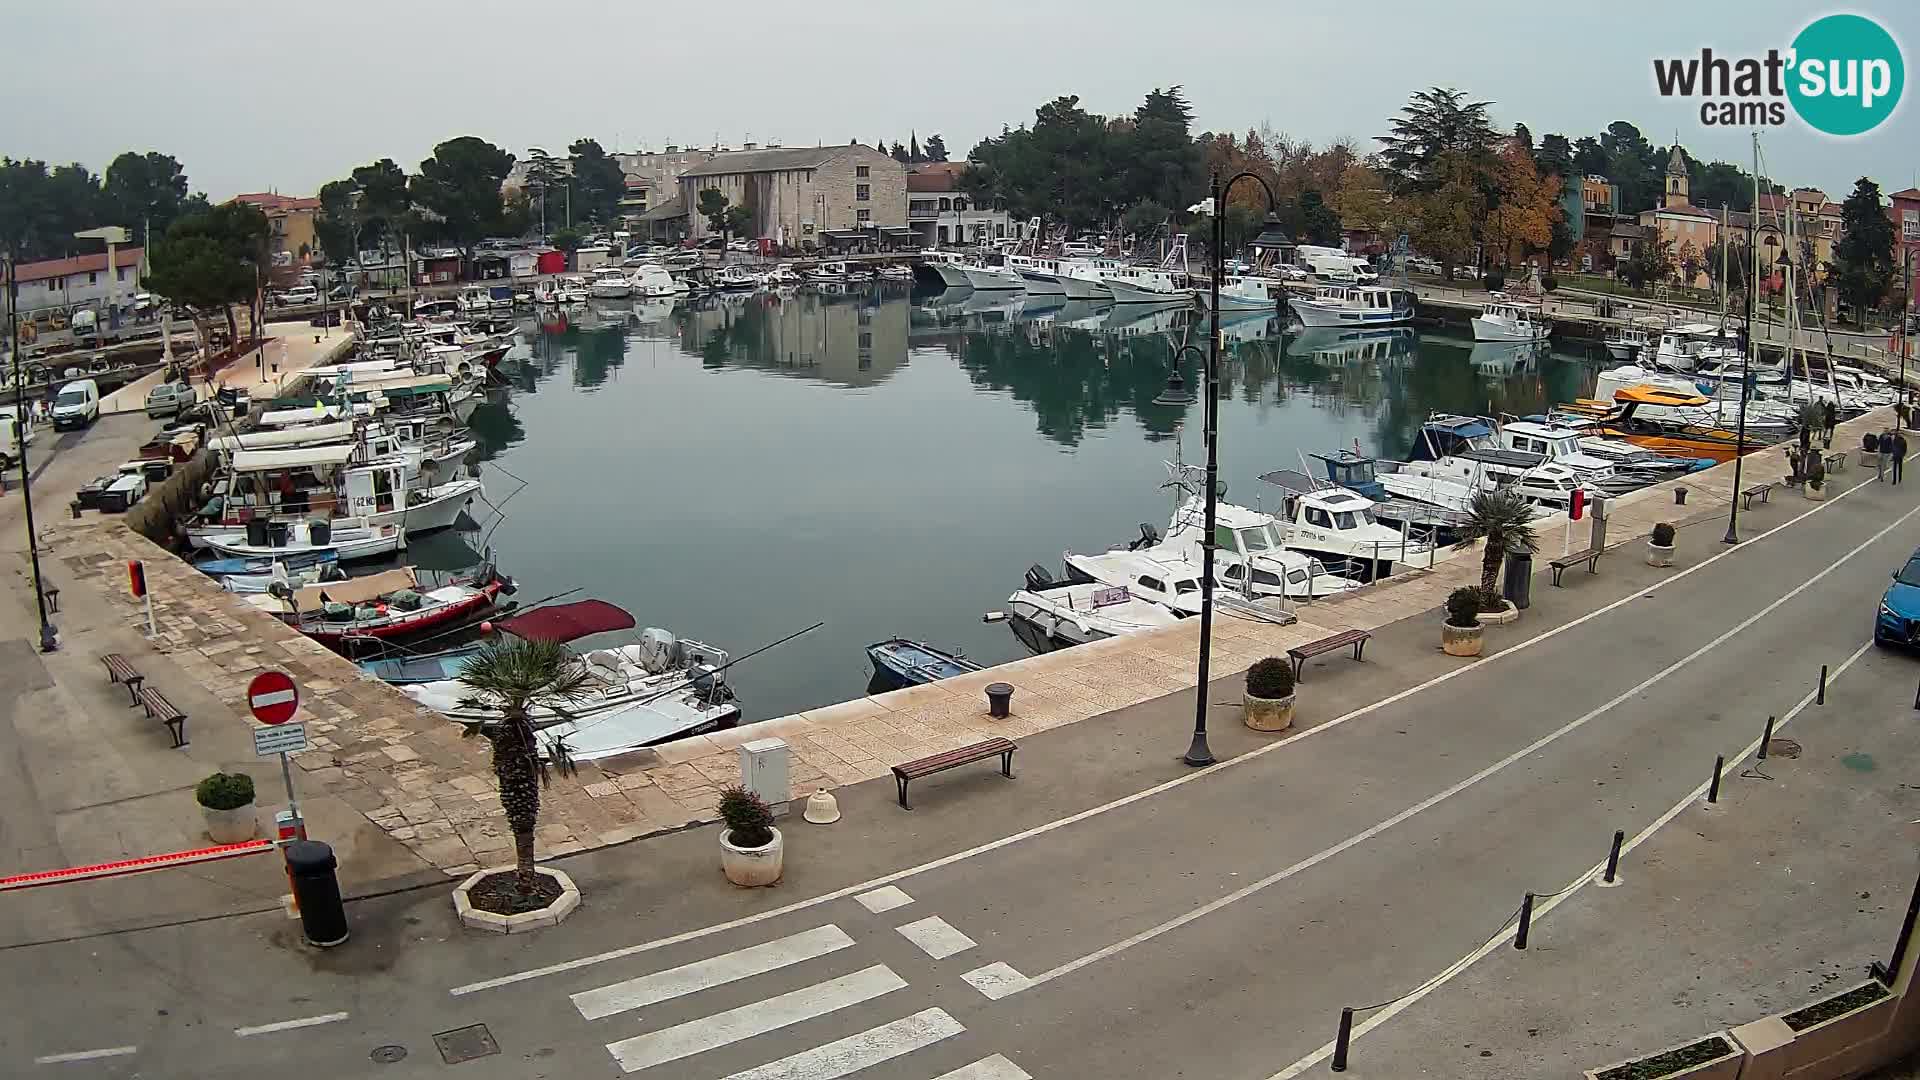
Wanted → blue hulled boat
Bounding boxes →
[865,638,981,692]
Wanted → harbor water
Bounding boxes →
[457,285,1598,722]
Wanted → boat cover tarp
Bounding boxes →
[231,443,358,472]
[500,599,636,643]
[210,421,357,453]
[293,567,416,613]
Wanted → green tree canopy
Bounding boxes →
[696,188,732,235]
[142,201,270,341]
[1377,87,1498,191]
[1833,177,1896,319]
[924,133,949,163]
[0,159,105,261]
[409,136,515,257]
[568,138,625,226]
[102,151,195,239]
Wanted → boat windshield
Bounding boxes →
[1332,508,1368,530]
[1551,437,1582,457]
[1238,527,1271,552]
[1174,578,1199,593]
[1899,558,1920,588]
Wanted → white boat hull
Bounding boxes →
[1105,278,1195,305]
[1288,298,1413,327]
[205,523,406,562]
[1471,315,1549,342]
[962,266,1023,291]
[1017,271,1067,295]
[1060,273,1112,300]
[928,263,973,289]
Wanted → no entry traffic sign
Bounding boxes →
[248,671,300,725]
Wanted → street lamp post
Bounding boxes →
[1178,169,1283,768]
[1724,185,1759,545]
[4,252,58,652]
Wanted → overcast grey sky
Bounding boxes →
[2,1,1913,200]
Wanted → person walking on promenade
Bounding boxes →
[1894,430,1909,486]
[1823,399,1839,446]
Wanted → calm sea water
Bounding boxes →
[446,286,1600,722]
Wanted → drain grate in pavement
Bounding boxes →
[1767,738,1803,759]
[434,1024,499,1064]
[370,1045,407,1064]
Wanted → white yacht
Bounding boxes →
[1004,565,1180,653]
[1379,456,1583,512]
[587,267,633,299]
[1471,299,1549,342]
[1287,284,1415,327]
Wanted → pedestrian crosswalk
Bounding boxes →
[569,901,1034,1078]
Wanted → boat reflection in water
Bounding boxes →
[1290,325,1417,368]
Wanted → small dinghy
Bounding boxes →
[866,638,980,692]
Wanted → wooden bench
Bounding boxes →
[1549,548,1602,586]
[893,737,1016,809]
[1287,629,1373,680]
[1825,451,1848,474]
[1741,483,1775,510]
[101,653,145,706]
[135,686,188,748]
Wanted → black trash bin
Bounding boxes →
[266,520,291,547]
[285,840,349,947]
[309,518,332,546]
[1503,552,1534,610]
[245,518,269,547]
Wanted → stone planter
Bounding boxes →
[202,803,257,844]
[1731,980,1897,1078]
[1583,1031,1743,1080]
[1441,622,1483,657]
[1806,484,1828,501]
[453,866,581,934]
[1647,542,1675,567]
[1243,692,1296,733]
[1478,600,1519,625]
[721,826,784,887]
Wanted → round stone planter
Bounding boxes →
[1442,622,1484,657]
[721,826,784,887]
[1647,542,1675,567]
[1478,600,1520,626]
[453,866,581,934]
[202,803,257,844]
[1243,691,1296,733]
[1805,484,1828,502]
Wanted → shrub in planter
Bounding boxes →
[1805,457,1827,500]
[1540,272,1558,292]
[196,771,257,844]
[1864,432,1881,453]
[1442,586,1485,657]
[718,785,783,886]
[1243,656,1297,732]
[1648,522,1676,567]
[1483,269,1506,293]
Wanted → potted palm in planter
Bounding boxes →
[1647,522,1676,567]
[1243,657,1296,732]
[196,771,257,844]
[1455,488,1537,624]
[718,786,783,886]
[1442,586,1484,657]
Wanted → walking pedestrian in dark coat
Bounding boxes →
[1823,400,1839,445]
[1894,430,1909,485]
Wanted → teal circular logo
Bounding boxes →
[1788,14,1904,136]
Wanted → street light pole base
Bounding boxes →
[1183,732,1216,767]
[1721,527,1740,545]
[39,623,59,653]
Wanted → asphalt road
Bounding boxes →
[3,473,1917,1079]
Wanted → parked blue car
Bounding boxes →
[1874,553,1920,647]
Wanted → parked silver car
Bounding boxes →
[144,380,197,418]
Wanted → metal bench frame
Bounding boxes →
[1286,629,1373,680]
[101,653,145,706]
[893,737,1016,809]
[1549,549,1602,586]
[1740,483,1774,510]
[136,687,188,748]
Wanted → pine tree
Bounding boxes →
[909,132,923,163]
[1833,177,1896,321]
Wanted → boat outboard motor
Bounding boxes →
[1024,564,1055,592]
[637,628,677,675]
[1127,523,1162,551]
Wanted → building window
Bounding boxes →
[939,198,951,211]
[856,165,869,178]
[857,209,871,223]
[954,198,968,212]
[996,224,1006,238]
[859,332,873,350]
[1904,210,1919,240]
[856,184,870,202]
[88,271,98,285]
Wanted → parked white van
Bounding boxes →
[51,378,100,430]
[0,412,33,468]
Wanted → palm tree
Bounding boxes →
[1455,488,1539,605]
[455,638,592,896]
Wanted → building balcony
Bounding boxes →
[908,207,941,219]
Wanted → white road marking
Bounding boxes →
[934,1054,1034,1080]
[448,473,1880,998]
[605,964,906,1074]
[573,925,855,1021]
[1013,493,1920,995]
[960,962,1032,1000]
[854,885,914,914]
[718,1007,963,1080]
[233,1011,350,1037]
[34,1047,137,1064]
[1266,635,1879,1079]
[895,915,976,960]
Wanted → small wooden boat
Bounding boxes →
[195,548,339,576]
[243,563,511,649]
[866,638,980,692]
[357,643,485,684]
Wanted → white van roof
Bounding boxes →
[57,379,98,394]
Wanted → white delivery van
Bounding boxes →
[0,412,31,468]
[51,378,100,430]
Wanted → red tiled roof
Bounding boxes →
[232,192,319,213]
[1889,187,1920,201]
[907,162,967,193]
[1,247,144,285]
[1756,193,1787,212]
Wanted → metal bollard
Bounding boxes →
[1818,664,1828,705]
[1675,486,1688,506]
[1601,829,1625,885]
[985,682,1014,719]
[285,840,349,947]
[1707,755,1724,804]
[1913,678,1920,711]
[1515,892,1535,950]
[1758,714,1776,761]
[1331,1007,1354,1072]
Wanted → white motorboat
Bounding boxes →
[204,518,407,562]
[1101,265,1196,305]
[556,276,591,303]
[1596,365,1799,434]
[1205,275,1285,310]
[918,250,975,290]
[1604,316,1669,361]
[1471,298,1550,342]
[1064,542,1351,613]
[1056,258,1120,300]
[401,603,741,760]
[218,559,348,594]
[1287,284,1415,326]
[1249,477,1435,581]
[714,264,761,291]
[763,263,804,287]
[627,264,685,298]
[1493,418,1621,487]
[808,261,850,284]
[458,286,493,315]
[587,267,633,299]
[186,443,481,548]
[1150,497,1365,595]
[1004,565,1180,653]
[960,257,1024,291]
[878,264,915,282]
[1007,255,1068,295]
[1651,323,1737,371]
